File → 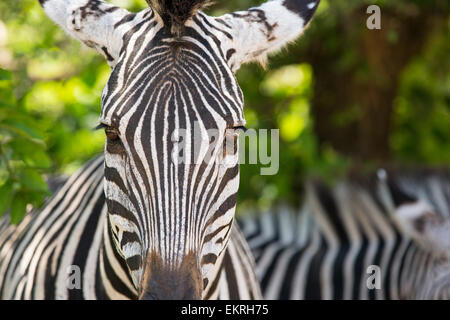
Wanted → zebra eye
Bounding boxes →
[105,126,120,141]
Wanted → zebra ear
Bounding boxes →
[212,0,320,72]
[395,201,450,257]
[39,0,134,66]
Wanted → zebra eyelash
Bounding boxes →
[232,126,248,132]
[93,123,108,131]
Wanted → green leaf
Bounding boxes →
[26,190,46,208]
[27,149,52,168]
[17,168,49,192]
[1,120,45,141]
[0,180,14,217]
[10,192,27,225]
[0,69,12,81]
[7,138,51,168]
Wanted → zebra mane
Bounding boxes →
[146,0,212,35]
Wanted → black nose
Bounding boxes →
[139,251,202,300]
[140,279,200,300]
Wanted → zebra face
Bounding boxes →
[38,0,319,300]
[99,21,245,299]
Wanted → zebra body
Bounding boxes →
[0,156,261,299]
[240,170,450,299]
[0,0,320,299]
[6,0,449,301]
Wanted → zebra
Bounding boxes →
[239,169,450,299]
[0,156,261,299]
[0,0,321,299]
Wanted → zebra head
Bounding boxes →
[395,200,450,299]
[39,0,320,299]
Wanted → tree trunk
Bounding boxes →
[301,5,440,162]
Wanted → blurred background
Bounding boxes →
[0,0,449,222]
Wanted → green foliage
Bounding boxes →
[236,63,349,211]
[391,27,450,164]
[0,68,50,223]
[0,0,448,222]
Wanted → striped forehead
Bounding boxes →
[100,17,245,130]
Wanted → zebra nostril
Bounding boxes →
[139,286,200,300]
[139,277,201,300]
[140,251,202,300]
[139,291,158,300]
[181,283,200,300]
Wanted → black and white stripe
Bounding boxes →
[239,170,450,300]
[0,156,261,299]
[1,0,320,299]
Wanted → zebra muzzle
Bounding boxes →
[139,251,202,300]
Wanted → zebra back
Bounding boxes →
[239,169,450,299]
